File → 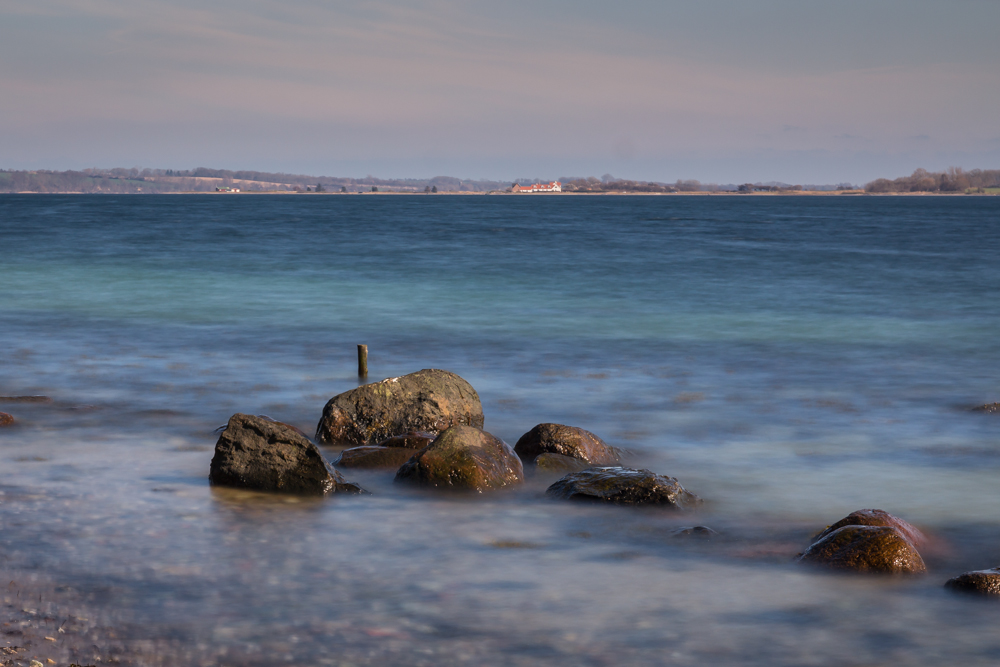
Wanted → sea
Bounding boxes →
[1,193,999,665]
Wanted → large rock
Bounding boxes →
[210,413,365,495]
[945,568,1000,596]
[797,525,926,574]
[514,423,621,466]
[316,369,484,446]
[394,424,523,492]
[0,412,13,427]
[545,467,701,508]
[813,509,926,548]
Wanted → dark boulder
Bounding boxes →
[316,369,484,446]
[945,568,1000,596]
[971,402,1000,414]
[797,525,926,574]
[546,467,701,508]
[335,446,418,469]
[210,413,365,495]
[514,423,621,466]
[0,412,13,427]
[394,424,523,492]
[533,452,589,474]
[813,509,926,548]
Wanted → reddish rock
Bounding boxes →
[335,446,417,469]
[0,412,13,427]
[316,369,483,446]
[394,424,523,492]
[514,423,621,466]
[797,525,926,574]
[813,509,926,548]
[945,568,1000,596]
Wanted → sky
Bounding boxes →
[2,0,999,184]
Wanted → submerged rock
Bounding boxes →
[672,526,718,538]
[533,452,589,474]
[545,467,701,508]
[0,412,13,427]
[210,413,365,495]
[377,431,437,450]
[316,369,484,446]
[514,423,621,466]
[814,509,926,548]
[797,525,926,574]
[394,424,524,492]
[335,445,417,469]
[971,402,1000,414]
[945,568,1000,596]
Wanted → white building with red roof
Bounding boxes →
[512,181,561,193]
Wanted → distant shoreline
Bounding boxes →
[1,190,992,196]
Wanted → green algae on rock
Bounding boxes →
[394,424,524,492]
[945,568,1000,596]
[797,525,926,574]
[316,369,484,446]
[514,423,621,466]
[211,413,366,495]
[545,467,701,508]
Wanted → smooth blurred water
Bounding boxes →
[1,194,1000,665]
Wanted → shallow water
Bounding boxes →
[1,194,1000,665]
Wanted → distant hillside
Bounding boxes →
[0,168,511,194]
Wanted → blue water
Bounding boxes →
[1,194,1000,665]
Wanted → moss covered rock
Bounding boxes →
[546,467,701,508]
[316,369,484,446]
[813,509,926,548]
[210,413,365,496]
[797,525,926,574]
[945,568,1000,596]
[514,423,621,466]
[394,424,523,492]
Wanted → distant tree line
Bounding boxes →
[865,168,1000,193]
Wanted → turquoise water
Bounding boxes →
[1,194,1000,665]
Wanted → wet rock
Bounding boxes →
[971,402,1000,414]
[514,423,621,466]
[335,446,417,469]
[672,526,718,538]
[545,467,702,508]
[533,452,589,474]
[0,412,13,427]
[377,431,436,450]
[797,525,926,574]
[814,509,926,548]
[0,396,51,403]
[945,568,1000,596]
[210,413,365,495]
[316,369,484,446]
[394,424,524,492]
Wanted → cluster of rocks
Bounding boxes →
[209,368,700,506]
[207,368,1000,596]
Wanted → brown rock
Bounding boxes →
[394,424,524,492]
[545,467,701,508]
[533,452,589,474]
[377,431,436,449]
[971,402,1000,414]
[210,413,365,495]
[797,525,926,574]
[514,423,621,466]
[316,369,484,446]
[335,446,418,469]
[0,412,13,427]
[945,568,1000,596]
[814,509,926,548]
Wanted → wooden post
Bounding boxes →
[357,344,368,378]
